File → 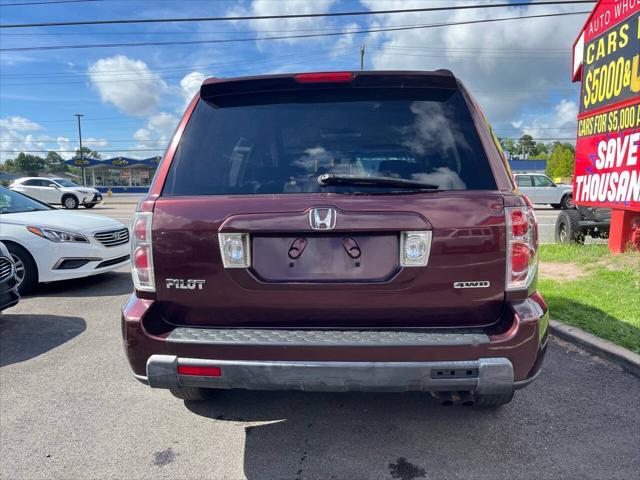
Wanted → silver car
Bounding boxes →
[514,173,574,209]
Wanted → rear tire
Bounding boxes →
[473,391,514,407]
[555,210,584,244]
[560,194,574,209]
[83,203,96,208]
[6,243,38,295]
[170,387,215,401]
[62,194,79,209]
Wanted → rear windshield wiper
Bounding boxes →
[317,173,438,190]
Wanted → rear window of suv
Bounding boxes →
[163,88,496,195]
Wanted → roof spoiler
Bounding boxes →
[200,70,458,102]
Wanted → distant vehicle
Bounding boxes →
[514,173,574,209]
[0,187,129,294]
[123,70,548,408]
[10,177,102,209]
[555,206,611,244]
[0,241,20,312]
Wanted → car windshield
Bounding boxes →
[0,186,53,213]
[163,88,496,195]
[52,179,79,187]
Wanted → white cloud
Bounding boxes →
[0,116,45,161]
[133,112,178,151]
[56,137,73,156]
[515,99,578,142]
[0,117,109,161]
[227,0,338,47]
[0,116,43,132]
[361,0,586,126]
[83,137,109,149]
[332,22,361,58]
[88,55,167,116]
[180,71,206,107]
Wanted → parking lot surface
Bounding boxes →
[1,270,639,479]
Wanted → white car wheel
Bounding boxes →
[10,253,25,287]
[63,195,79,209]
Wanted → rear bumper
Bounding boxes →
[122,293,548,393]
[141,356,516,394]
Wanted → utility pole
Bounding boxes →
[74,114,85,186]
[360,43,365,70]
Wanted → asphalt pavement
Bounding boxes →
[1,270,639,479]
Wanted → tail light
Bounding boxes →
[218,233,251,268]
[131,212,155,291]
[400,231,432,267]
[505,205,538,290]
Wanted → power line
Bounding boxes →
[0,43,571,80]
[0,11,591,52]
[0,48,574,85]
[0,0,100,6]
[0,48,346,80]
[0,1,595,29]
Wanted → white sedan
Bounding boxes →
[10,177,102,209]
[0,187,130,293]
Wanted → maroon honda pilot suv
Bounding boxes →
[122,70,548,407]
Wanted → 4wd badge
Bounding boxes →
[453,281,490,289]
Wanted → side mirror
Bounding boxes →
[49,183,59,188]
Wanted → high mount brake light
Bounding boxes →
[294,72,354,83]
[131,212,155,292]
[505,206,538,290]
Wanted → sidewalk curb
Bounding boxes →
[550,320,640,378]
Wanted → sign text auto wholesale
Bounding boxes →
[573,0,640,210]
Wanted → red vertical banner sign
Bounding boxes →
[572,0,640,252]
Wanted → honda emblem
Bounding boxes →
[309,208,337,230]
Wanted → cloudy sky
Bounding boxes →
[0,0,591,161]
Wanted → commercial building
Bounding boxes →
[64,156,161,193]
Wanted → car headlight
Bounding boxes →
[26,226,88,243]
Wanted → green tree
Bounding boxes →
[545,143,575,178]
[75,146,101,159]
[517,134,537,159]
[499,137,518,157]
[532,142,550,159]
[1,159,17,172]
[13,152,45,176]
[45,151,68,173]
